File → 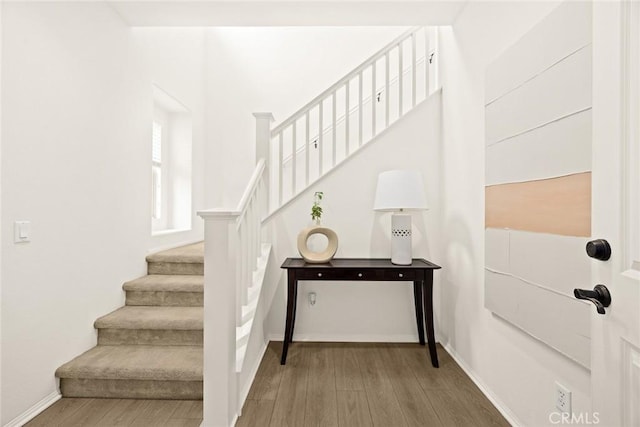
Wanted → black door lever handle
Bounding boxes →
[573,284,611,315]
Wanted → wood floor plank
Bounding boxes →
[237,399,276,427]
[163,418,205,427]
[130,400,181,426]
[24,398,93,427]
[353,345,408,427]
[248,341,285,401]
[95,399,149,426]
[448,369,511,427]
[170,400,203,420]
[336,390,373,427]
[392,343,456,390]
[269,344,310,427]
[304,344,338,426]
[333,343,365,391]
[377,344,441,427]
[424,384,479,426]
[57,398,124,426]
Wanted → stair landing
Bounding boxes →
[146,242,204,275]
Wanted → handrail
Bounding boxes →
[236,158,265,220]
[266,26,437,213]
[198,154,269,426]
[271,26,421,136]
[278,56,429,166]
[199,159,266,218]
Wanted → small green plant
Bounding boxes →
[311,191,324,224]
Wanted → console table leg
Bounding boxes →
[281,273,298,365]
[413,281,425,345]
[423,272,439,368]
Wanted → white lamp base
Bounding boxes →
[391,213,412,265]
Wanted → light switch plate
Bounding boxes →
[14,221,31,243]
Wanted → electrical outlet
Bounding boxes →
[555,382,572,414]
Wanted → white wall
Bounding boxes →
[0,5,206,424]
[1,4,146,423]
[204,26,409,208]
[439,2,592,425]
[0,0,4,421]
[265,92,442,342]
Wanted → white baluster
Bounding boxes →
[278,132,283,205]
[251,198,257,271]
[399,42,403,116]
[358,71,363,146]
[291,122,297,196]
[372,63,376,136]
[245,220,252,306]
[332,92,337,167]
[305,112,310,186]
[345,81,350,156]
[318,102,324,174]
[425,29,431,98]
[411,32,417,108]
[385,51,389,128]
[238,224,246,313]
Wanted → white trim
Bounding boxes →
[151,227,191,237]
[443,343,523,427]
[4,391,61,427]
[621,0,640,271]
[237,340,269,417]
[266,333,426,343]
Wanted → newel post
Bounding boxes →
[197,211,239,427]
[253,112,274,212]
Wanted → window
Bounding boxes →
[152,121,162,220]
[151,85,193,235]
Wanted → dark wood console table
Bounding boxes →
[280,258,442,367]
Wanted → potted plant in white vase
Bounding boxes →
[297,191,338,263]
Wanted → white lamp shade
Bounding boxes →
[373,170,428,211]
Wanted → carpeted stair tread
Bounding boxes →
[123,274,204,293]
[55,345,202,381]
[146,242,204,265]
[94,306,202,330]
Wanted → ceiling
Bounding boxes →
[108,1,467,26]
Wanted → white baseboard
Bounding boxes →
[266,333,421,343]
[4,390,61,427]
[443,343,522,427]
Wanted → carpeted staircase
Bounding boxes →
[55,242,204,400]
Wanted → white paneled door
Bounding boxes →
[591,2,640,426]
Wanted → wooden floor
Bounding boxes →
[238,342,510,427]
[28,342,509,427]
[25,399,202,426]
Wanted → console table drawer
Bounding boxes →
[297,270,341,280]
[296,269,418,281]
[383,270,417,280]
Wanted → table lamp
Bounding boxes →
[373,170,428,265]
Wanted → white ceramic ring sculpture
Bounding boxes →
[297,226,339,264]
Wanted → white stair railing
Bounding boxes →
[268,26,438,212]
[198,114,272,427]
